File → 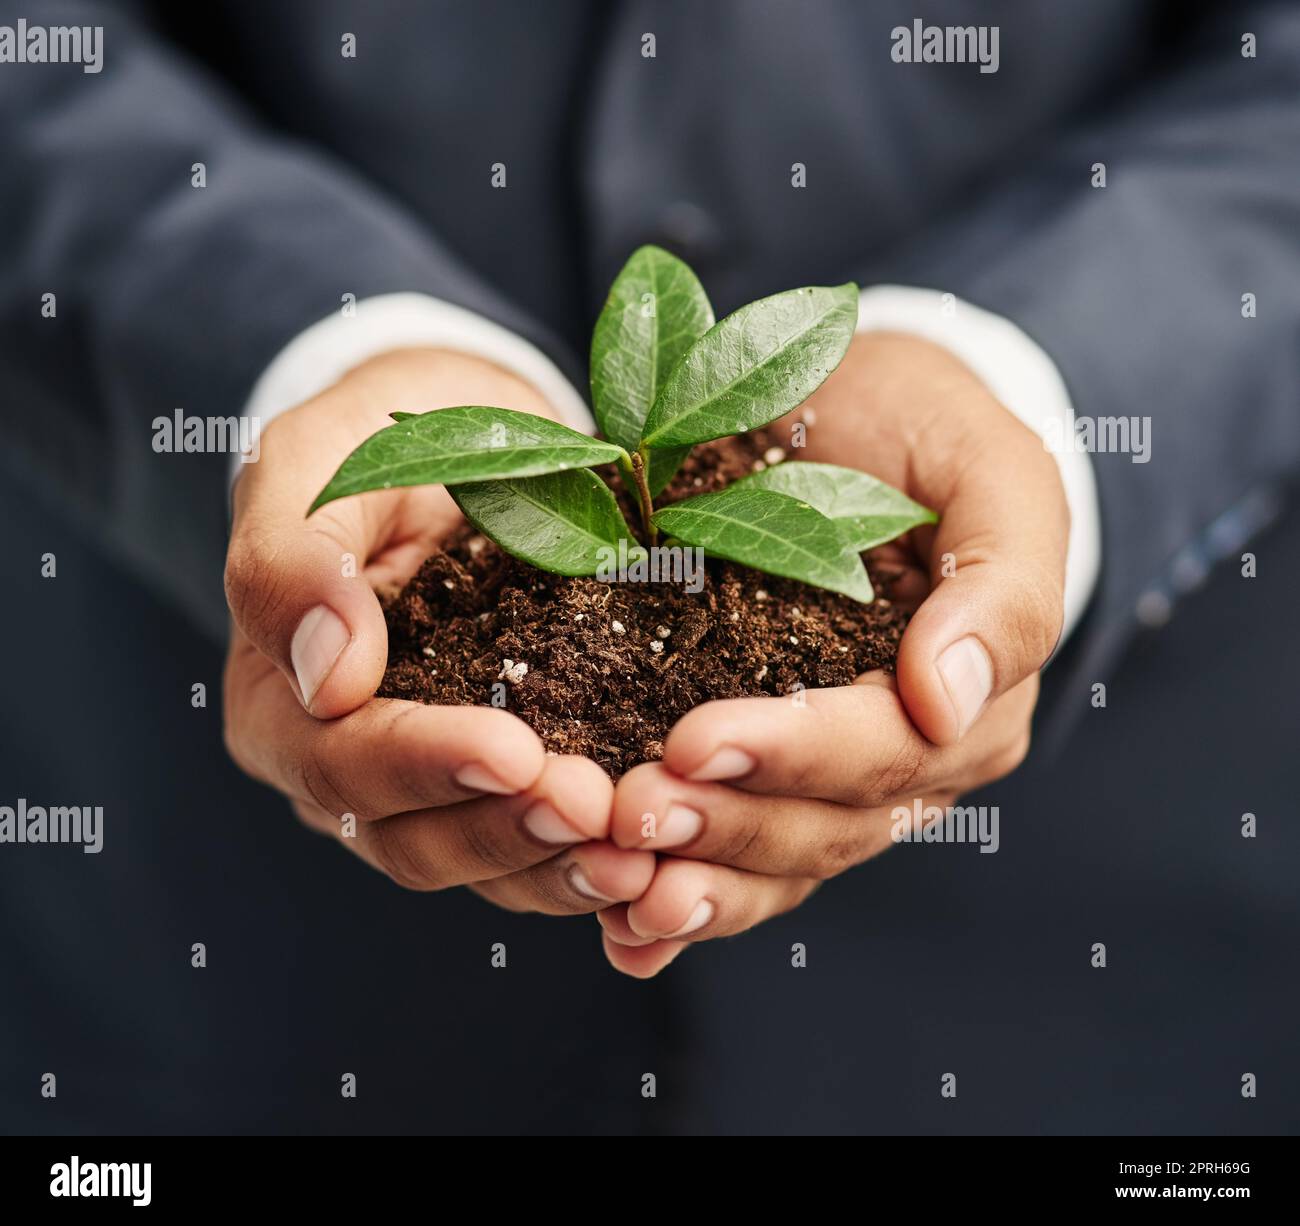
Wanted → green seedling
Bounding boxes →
[310,246,936,601]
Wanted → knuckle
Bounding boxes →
[383,706,438,805]
[221,539,257,618]
[1017,569,1065,668]
[870,736,928,804]
[528,865,595,916]
[223,533,292,642]
[368,821,442,893]
[306,510,361,557]
[456,813,520,877]
[709,814,767,869]
[786,754,824,799]
[298,746,354,818]
[1037,588,1066,661]
[811,837,860,880]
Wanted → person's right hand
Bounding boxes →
[222,347,654,912]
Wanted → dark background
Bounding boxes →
[0,0,1296,1135]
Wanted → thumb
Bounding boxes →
[225,488,390,720]
[896,433,1068,746]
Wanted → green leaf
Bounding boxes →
[590,245,715,455]
[652,485,873,602]
[450,469,641,577]
[309,406,626,514]
[640,283,859,448]
[736,461,937,551]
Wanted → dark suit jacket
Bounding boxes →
[0,0,1296,1133]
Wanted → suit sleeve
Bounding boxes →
[0,0,579,640]
[873,2,1300,717]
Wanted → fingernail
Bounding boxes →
[667,898,714,938]
[454,763,518,795]
[649,804,703,848]
[936,635,993,739]
[523,802,585,845]
[567,862,615,902]
[290,604,351,709]
[687,747,756,782]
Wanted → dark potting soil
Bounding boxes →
[378,432,912,778]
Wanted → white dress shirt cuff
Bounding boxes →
[240,291,595,441]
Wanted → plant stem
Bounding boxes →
[630,449,658,545]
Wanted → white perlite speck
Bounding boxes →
[655,625,671,639]
[649,640,664,654]
[422,646,436,658]
[763,446,786,465]
[498,659,529,684]
[611,620,626,635]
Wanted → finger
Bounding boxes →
[471,841,657,916]
[871,557,930,610]
[598,906,690,979]
[343,756,618,892]
[658,676,1036,807]
[600,929,689,979]
[597,904,660,947]
[612,762,892,877]
[227,461,388,718]
[625,857,816,942]
[225,645,546,817]
[365,755,615,890]
[895,418,1067,745]
[225,408,459,718]
[661,683,922,805]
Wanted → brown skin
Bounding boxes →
[221,335,1068,973]
[599,331,1068,977]
[223,348,655,915]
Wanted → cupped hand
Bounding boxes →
[222,348,653,913]
[600,331,1068,976]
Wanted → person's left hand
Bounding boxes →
[595,331,1068,977]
